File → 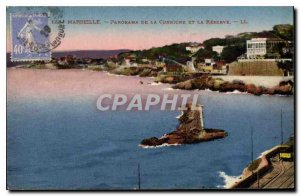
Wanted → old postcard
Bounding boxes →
[6,6,294,190]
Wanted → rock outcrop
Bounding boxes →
[110,66,161,77]
[172,75,293,96]
[140,103,228,147]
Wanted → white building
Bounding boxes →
[186,43,204,53]
[246,38,267,59]
[204,58,214,65]
[246,38,291,59]
[124,58,131,66]
[212,45,225,55]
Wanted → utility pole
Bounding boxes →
[251,126,259,188]
[257,169,260,189]
[281,109,284,145]
[138,164,141,190]
[251,126,254,175]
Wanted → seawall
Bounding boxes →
[229,145,290,189]
[228,61,284,76]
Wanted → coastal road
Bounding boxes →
[248,155,294,189]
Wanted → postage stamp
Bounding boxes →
[10,13,51,61]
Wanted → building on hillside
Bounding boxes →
[213,60,225,70]
[246,38,292,59]
[121,53,137,66]
[204,58,214,65]
[246,38,267,59]
[197,58,214,73]
[212,60,227,74]
[198,59,227,74]
[155,60,165,67]
[141,58,150,63]
[186,42,205,53]
[58,57,68,66]
[123,58,131,66]
[82,57,92,64]
[212,45,226,55]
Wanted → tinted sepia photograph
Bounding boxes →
[6,6,295,190]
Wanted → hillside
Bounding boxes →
[53,49,130,59]
[118,43,190,64]
[118,24,293,63]
[7,49,130,67]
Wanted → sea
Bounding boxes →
[7,69,294,190]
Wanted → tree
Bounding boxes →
[221,45,245,63]
[273,24,293,41]
[277,60,293,73]
[203,38,226,51]
[193,49,218,62]
[119,43,191,63]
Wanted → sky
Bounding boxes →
[6,6,294,51]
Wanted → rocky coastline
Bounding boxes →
[18,62,294,96]
[172,75,293,96]
[110,66,162,77]
[108,67,294,96]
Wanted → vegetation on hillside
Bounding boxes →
[117,24,293,64]
[273,24,293,41]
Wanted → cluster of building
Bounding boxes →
[198,59,227,74]
[118,42,229,75]
[120,53,165,68]
[183,42,227,74]
[47,37,292,75]
[163,37,293,75]
[185,42,226,55]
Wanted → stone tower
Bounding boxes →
[178,103,204,132]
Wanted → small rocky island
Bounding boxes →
[140,103,228,147]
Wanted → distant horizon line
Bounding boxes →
[6,49,132,54]
[5,40,207,53]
